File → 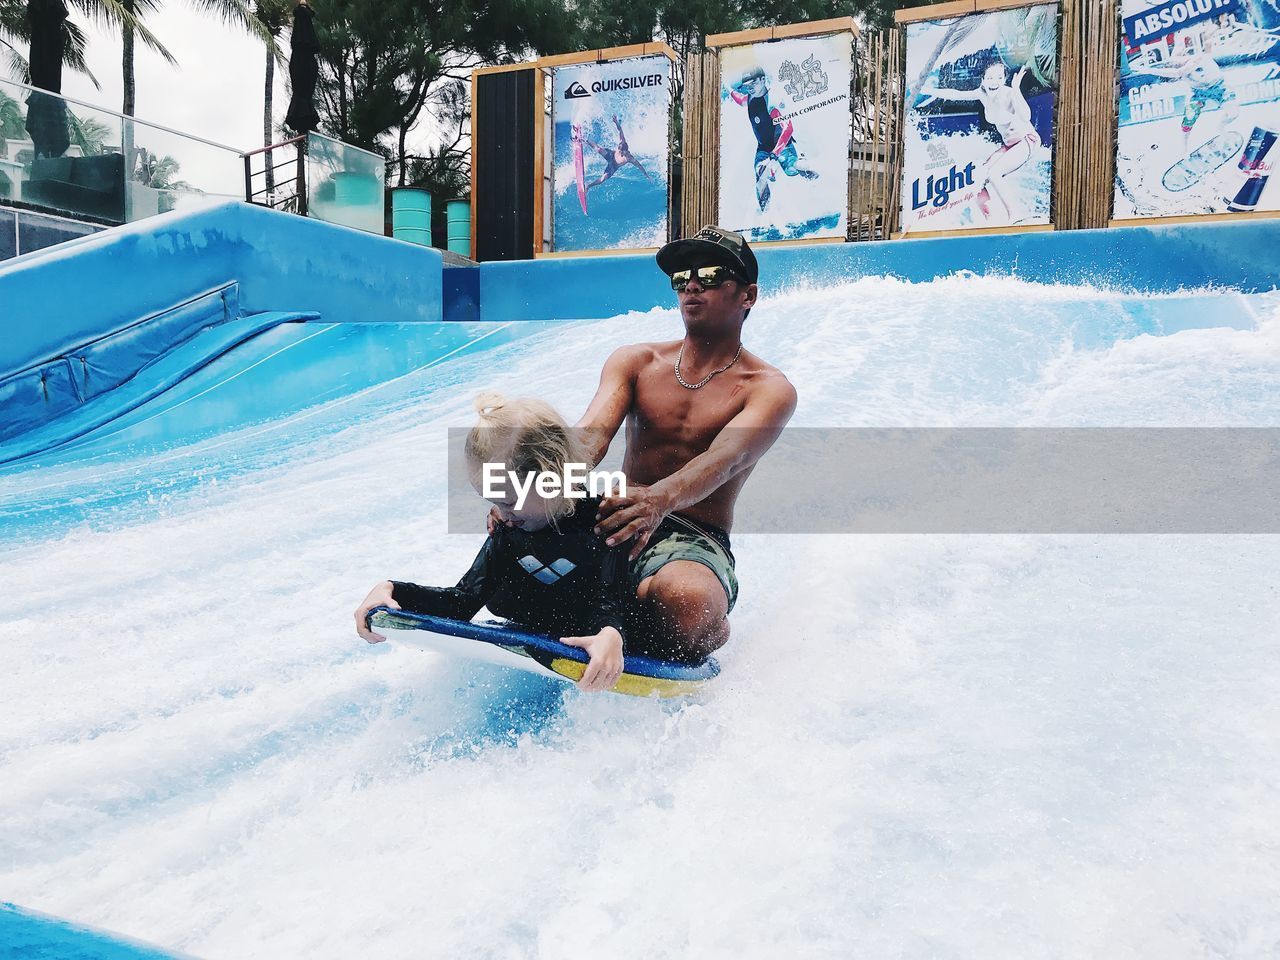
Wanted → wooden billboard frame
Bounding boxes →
[470,44,680,260]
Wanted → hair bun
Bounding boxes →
[472,391,507,419]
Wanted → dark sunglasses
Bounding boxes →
[669,265,745,291]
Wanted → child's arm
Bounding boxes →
[355,535,499,643]
[560,546,628,692]
[391,536,497,620]
[919,83,980,102]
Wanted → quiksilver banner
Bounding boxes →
[551,56,671,251]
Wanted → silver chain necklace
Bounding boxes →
[674,342,744,390]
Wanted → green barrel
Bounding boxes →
[392,187,432,246]
[446,199,471,257]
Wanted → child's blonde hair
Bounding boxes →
[465,391,586,526]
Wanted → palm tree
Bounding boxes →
[131,142,192,209]
[119,0,271,118]
[1,0,115,89]
[252,0,290,191]
[0,86,22,136]
[65,106,108,152]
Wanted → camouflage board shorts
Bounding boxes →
[630,513,738,612]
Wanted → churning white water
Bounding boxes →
[2,274,1279,959]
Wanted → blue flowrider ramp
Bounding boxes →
[368,607,720,698]
[0,902,192,959]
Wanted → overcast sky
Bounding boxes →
[54,6,290,152]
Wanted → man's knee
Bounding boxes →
[635,562,730,655]
[638,562,726,613]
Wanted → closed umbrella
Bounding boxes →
[25,0,70,157]
[283,0,319,134]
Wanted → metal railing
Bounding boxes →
[242,135,308,216]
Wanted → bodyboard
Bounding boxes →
[1162,131,1245,192]
[573,124,589,214]
[754,155,777,211]
[368,607,719,698]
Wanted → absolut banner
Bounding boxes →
[901,4,1058,233]
[717,33,853,242]
[551,55,672,251]
[1115,0,1280,218]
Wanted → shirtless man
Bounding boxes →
[578,226,797,662]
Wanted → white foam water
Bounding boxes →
[1,275,1278,959]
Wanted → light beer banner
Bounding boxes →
[551,55,671,251]
[901,4,1058,234]
[717,33,853,242]
[1115,0,1280,218]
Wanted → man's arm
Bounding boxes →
[596,375,798,558]
[575,345,642,468]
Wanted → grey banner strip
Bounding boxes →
[446,429,1280,534]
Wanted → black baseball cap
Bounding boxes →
[657,226,759,285]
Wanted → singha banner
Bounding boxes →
[551,55,672,251]
[1115,0,1280,218]
[717,32,853,242]
[901,4,1058,233]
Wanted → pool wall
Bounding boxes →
[1,199,1276,459]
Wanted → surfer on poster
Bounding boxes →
[584,115,654,194]
[1139,32,1240,153]
[921,59,1040,223]
[729,66,819,211]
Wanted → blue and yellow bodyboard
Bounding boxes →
[367,607,719,698]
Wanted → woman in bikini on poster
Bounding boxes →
[922,59,1039,224]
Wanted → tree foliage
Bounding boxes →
[307,0,898,196]
[308,0,578,183]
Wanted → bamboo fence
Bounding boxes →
[850,27,905,240]
[1054,0,1119,229]
[681,50,721,234]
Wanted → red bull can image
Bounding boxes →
[1226,125,1278,212]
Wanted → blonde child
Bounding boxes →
[355,392,627,692]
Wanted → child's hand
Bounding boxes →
[561,626,623,692]
[355,580,400,643]
[485,506,509,535]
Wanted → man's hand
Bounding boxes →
[561,626,624,692]
[355,581,400,643]
[595,483,668,561]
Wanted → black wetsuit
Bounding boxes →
[747,95,779,152]
[391,496,628,645]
